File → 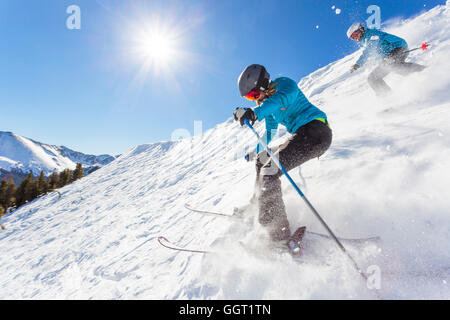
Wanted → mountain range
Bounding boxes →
[0,131,117,183]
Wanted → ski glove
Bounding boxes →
[350,64,360,73]
[234,108,257,127]
[245,151,257,162]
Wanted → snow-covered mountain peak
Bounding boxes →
[0,131,117,177]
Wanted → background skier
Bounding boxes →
[233,64,332,251]
[347,22,426,96]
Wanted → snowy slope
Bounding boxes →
[0,131,117,177]
[0,4,449,299]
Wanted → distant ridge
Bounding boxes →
[0,131,118,182]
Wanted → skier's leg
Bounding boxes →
[250,153,267,204]
[388,47,426,76]
[392,62,427,76]
[367,47,412,96]
[258,172,290,241]
[257,120,332,241]
[277,120,332,173]
[255,149,289,241]
[368,63,391,96]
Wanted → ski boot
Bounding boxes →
[286,226,306,256]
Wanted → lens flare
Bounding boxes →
[138,31,177,64]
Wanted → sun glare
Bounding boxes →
[124,12,198,89]
[141,32,177,63]
[127,19,188,82]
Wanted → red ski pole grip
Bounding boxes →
[421,42,430,51]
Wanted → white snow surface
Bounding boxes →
[1,4,450,299]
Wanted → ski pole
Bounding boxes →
[244,119,379,296]
[406,41,430,53]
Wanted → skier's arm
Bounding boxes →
[356,48,370,67]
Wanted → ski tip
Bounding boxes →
[158,236,169,243]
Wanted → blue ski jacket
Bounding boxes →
[253,77,327,153]
[356,28,408,66]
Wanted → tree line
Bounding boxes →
[0,163,84,216]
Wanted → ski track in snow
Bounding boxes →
[1,4,450,299]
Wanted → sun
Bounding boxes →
[128,18,185,78]
[123,12,198,89]
[140,32,177,64]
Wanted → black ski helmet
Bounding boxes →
[238,64,270,97]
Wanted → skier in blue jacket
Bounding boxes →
[347,22,426,96]
[234,64,332,248]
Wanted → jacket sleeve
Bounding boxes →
[356,47,371,66]
[255,115,278,153]
[356,29,380,66]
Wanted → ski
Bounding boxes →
[158,235,450,280]
[158,235,282,256]
[157,236,212,254]
[184,203,244,219]
[184,203,380,244]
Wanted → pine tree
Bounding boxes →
[0,179,7,209]
[5,176,17,209]
[59,169,72,187]
[48,172,60,191]
[29,173,38,200]
[16,178,26,206]
[17,173,36,206]
[23,173,34,203]
[36,171,48,196]
[5,165,85,213]
[73,163,84,181]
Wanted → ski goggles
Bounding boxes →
[244,90,262,101]
[350,30,363,40]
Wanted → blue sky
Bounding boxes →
[0,0,445,155]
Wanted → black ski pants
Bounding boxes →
[254,119,332,241]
